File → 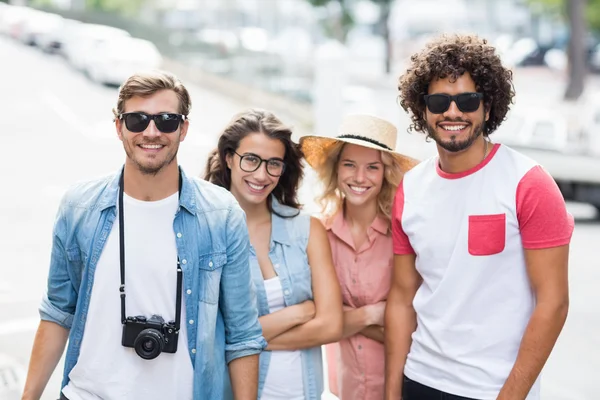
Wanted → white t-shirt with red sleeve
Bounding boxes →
[392,143,574,400]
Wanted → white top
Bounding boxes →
[392,144,574,400]
[261,277,304,400]
[63,192,194,400]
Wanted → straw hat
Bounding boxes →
[299,114,419,171]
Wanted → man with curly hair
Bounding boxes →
[384,34,575,400]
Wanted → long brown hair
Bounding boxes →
[204,109,304,216]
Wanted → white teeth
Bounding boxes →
[140,144,163,149]
[248,182,266,191]
[349,186,367,193]
[441,125,467,131]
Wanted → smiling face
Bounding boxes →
[336,144,385,209]
[116,89,188,175]
[425,73,489,154]
[225,132,285,209]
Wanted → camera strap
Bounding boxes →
[118,167,184,333]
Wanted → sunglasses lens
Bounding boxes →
[426,95,450,114]
[155,114,181,133]
[457,93,482,113]
[124,113,150,132]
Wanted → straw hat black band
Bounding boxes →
[336,134,393,151]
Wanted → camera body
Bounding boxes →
[122,314,179,360]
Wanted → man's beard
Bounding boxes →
[124,139,179,176]
[427,119,485,153]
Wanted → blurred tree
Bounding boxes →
[307,0,394,74]
[564,0,587,99]
[84,0,147,16]
[529,0,588,100]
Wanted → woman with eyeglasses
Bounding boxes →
[299,114,418,400]
[204,109,343,400]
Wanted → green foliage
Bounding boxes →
[306,0,392,41]
[85,0,147,16]
[529,0,600,32]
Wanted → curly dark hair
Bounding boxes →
[398,34,515,137]
[203,109,304,217]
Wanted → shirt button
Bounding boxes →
[182,259,187,265]
[191,348,196,354]
[208,261,213,268]
[358,345,362,350]
[284,290,290,295]
[186,289,192,295]
[189,320,194,325]
[274,264,279,269]
[177,232,182,238]
[352,279,356,284]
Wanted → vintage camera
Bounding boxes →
[121,314,179,360]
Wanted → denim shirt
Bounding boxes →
[228,198,324,400]
[39,168,267,400]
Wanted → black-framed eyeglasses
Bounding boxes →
[423,92,483,114]
[234,151,285,177]
[119,112,186,133]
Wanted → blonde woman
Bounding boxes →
[300,115,418,400]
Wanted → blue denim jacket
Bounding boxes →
[39,168,267,400]
[225,199,324,400]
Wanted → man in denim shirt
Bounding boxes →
[21,71,266,400]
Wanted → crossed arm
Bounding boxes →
[264,217,344,351]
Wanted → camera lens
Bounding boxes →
[134,328,165,360]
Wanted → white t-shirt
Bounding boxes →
[261,277,304,400]
[392,144,574,400]
[62,192,194,400]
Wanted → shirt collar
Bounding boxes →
[326,210,390,250]
[97,166,198,214]
[270,197,299,246]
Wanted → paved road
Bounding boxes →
[0,34,599,400]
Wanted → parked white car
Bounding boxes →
[62,23,130,70]
[84,37,163,86]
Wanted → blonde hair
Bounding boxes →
[112,70,191,119]
[314,142,405,223]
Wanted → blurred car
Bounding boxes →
[0,5,33,38]
[62,23,130,70]
[17,11,63,46]
[496,107,600,214]
[36,18,82,54]
[84,37,163,86]
[494,107,569,152]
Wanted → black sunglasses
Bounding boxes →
[119,112,186,133]
[234,151,286,177]
[423,92,483,114]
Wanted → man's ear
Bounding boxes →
[115,117,123,141]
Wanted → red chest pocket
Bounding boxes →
[468,213,506,256]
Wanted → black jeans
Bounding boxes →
[403,375,480,400]
[58,394,68,400]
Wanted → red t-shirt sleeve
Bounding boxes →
[392,179,415,255]
[516,165,575,249]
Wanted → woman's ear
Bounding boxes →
[225,152,233,169]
